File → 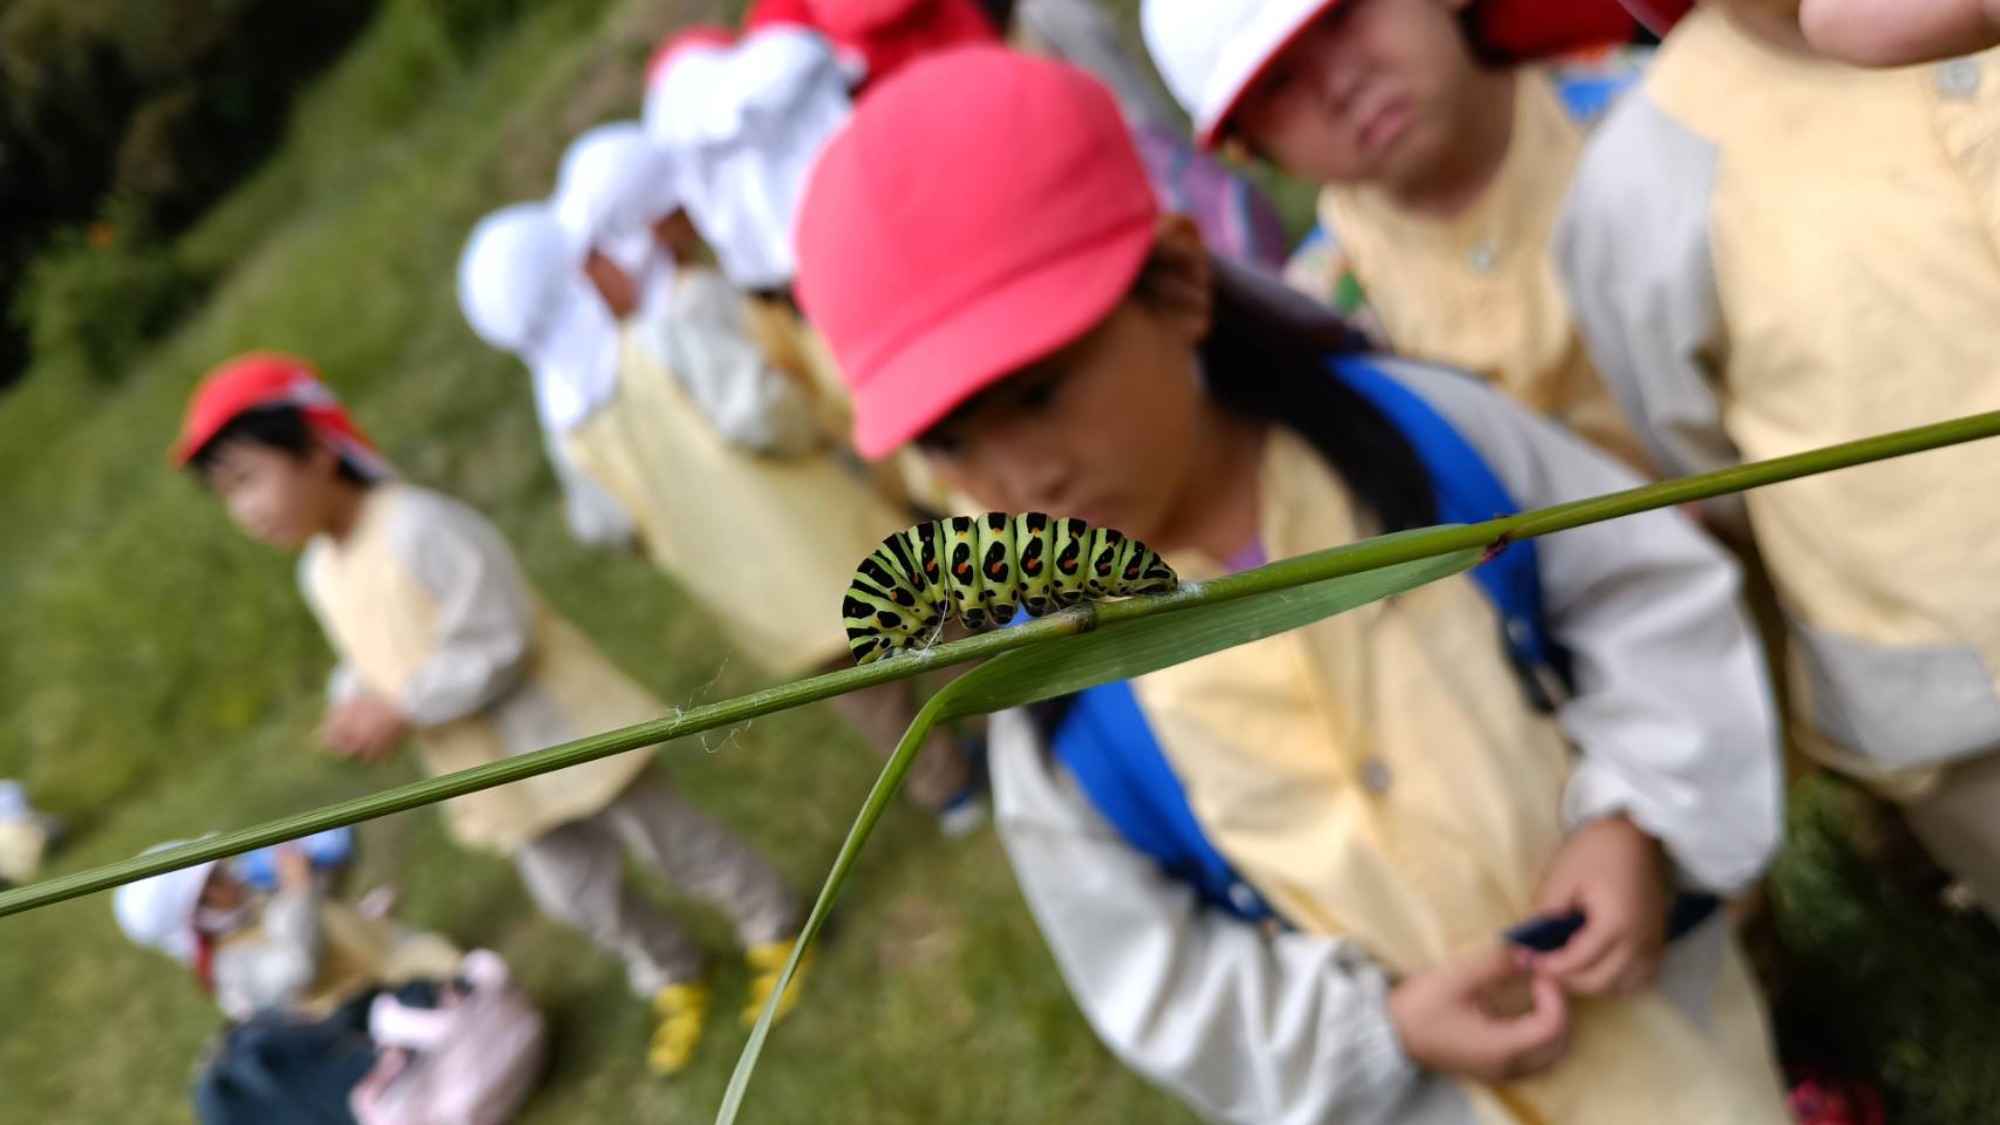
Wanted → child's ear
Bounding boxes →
[1144,213,1216,344]
[305,436,343,480]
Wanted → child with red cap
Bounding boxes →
[171,354,809,1075]
[796,48,1789,1123]
[1143,0,1659,475]
[1556,1,2000,923]
[745,0,1002,93]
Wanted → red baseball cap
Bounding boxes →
[794,48,1160,459]
[751,0,1000,92]
[170,352,388,478]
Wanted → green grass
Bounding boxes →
[5,1,2000,1122]
[0,2,1193,1120]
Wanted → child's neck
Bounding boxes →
[1386,67,1518,220]
[1158,407,1267,564]
[1720,1,1818,56]
[319,482,370,545]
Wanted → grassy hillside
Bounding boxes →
[0,1,1194,1120]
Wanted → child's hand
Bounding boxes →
[1799,0,2000,66]
[320,698,410,764]
[1528,814,1668,997]
[1388,946,1571,1084]
[273,845,315,896]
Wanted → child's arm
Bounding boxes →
[1377,364,1782,921]
[989,712,1570,1123]
[212,850,325,1019]
[1553,97,1747,535]
[657,271,822,455]
[1800,0,2000,65]
[541,429,639,550]
[386,490,539,730]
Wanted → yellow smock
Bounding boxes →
[563,320,911,675]
[1133,429,1785,1124]
[301,484,656,854]
[1291,70,1652,474]
[1559,7,2000,793]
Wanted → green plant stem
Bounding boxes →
[718,695,950,1123]
[6,407,1999,921]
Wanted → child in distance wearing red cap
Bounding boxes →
[173,355,810,1076]
[1142,0,1659,478]
[797,48,1789,1123]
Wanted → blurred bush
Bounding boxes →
[12,218,207,384]
[0,0,447,387]
[423,0,535,56]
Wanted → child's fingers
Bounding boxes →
[1601,949,1663,997]
[1491,973,1571,1078]
[1556,941,1634,996]
[1452,943,1533,992]
[1535,915,1619,981]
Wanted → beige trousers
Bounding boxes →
[826,668,972,813]
[513,766,799,995]
[1905,749,2000,924]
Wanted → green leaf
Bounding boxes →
[934,544,1484,719]
[716,538,1482,1123]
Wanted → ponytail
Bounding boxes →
[1185,256,1438,534]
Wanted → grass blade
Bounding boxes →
[12,406,2000,922]
[936,543,1483,719]
[717,691,951,1124]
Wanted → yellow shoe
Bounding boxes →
[648,982,711,1077]
[742,937,813,1027]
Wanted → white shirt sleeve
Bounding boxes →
[542,429,638,549]
[652,271,821,455]
[1553,93,1748,535]
[385,490,537,728]
[211,889,324,1019]
[989,711,1461,1125]
[1379,360,1782,896]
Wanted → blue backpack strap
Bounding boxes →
[1050,357,1724,936]
[1051,684,1277,925]
[1332,356,1573,710]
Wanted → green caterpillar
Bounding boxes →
[843,512,1179,665]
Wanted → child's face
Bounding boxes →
[198,869,246,912]
[1233,0,1480,192]
[653,210,704,264]
[917,299,1208,549]
[584,249,640,321]
[202,439,344,550]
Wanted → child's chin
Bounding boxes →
[254,527,310,551]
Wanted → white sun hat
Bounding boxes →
[1141,0,1339,150]
[551,122,684,280]
[113,842,221,965]
[456,203,621,435]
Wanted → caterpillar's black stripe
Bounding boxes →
[843,512,1179,665]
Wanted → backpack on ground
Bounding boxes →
[349,950,548,1125]
[192,994,379,1125]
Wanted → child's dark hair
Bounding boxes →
[186,405,372,486]
[1027,256,1439,737]
[1164,254,1438,535]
